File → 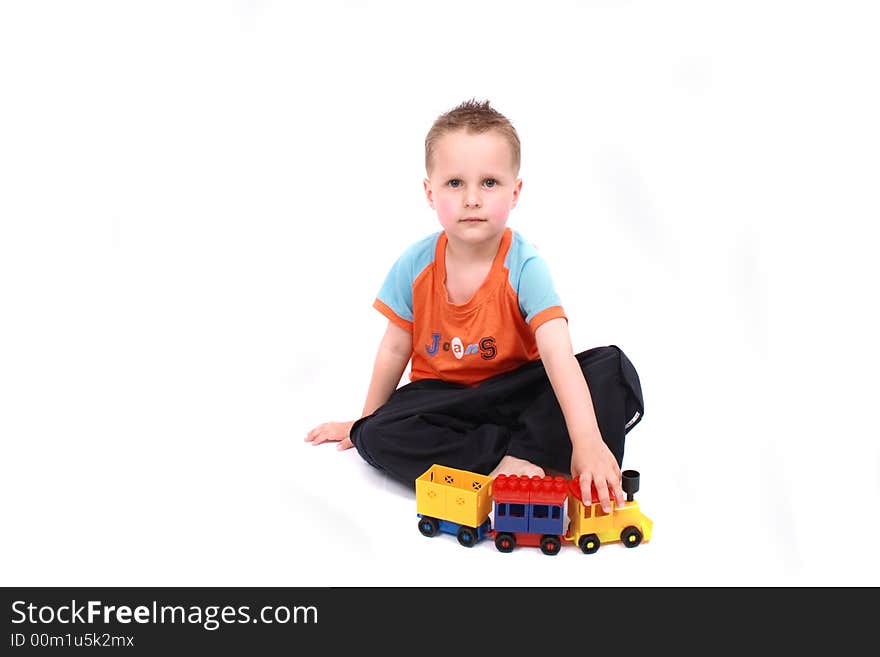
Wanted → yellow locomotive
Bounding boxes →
[564,470,653,553]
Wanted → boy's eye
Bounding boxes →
[447,179,462,188]
[484,179,497,188]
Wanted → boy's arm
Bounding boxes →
[305,320,412,450]
[535,318,625,512]
[360,321,413,418]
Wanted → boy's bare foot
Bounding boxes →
[489,455,545,479]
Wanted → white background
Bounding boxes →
[1,1,878,587]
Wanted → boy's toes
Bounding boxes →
[491,456,545,479]
[523,463,546,478]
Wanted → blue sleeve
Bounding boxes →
[517,255,563,325]
[377,255,415,323]
[375,233,439,324]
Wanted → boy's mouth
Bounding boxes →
[460,217,487,222]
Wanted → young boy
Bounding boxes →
[305,99,644,512]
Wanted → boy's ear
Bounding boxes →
[423,178,435,209]
[511,178,523,207]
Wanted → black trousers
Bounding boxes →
[350,345,644,487]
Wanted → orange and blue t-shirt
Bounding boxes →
[373,227,567,386]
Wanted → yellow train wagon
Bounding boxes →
[415,464,493,547]
[565,470,653,553]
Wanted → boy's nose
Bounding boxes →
[464,195,481,208]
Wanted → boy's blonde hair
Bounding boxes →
[425,98,521,176]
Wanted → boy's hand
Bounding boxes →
[305,421,355,450]
[570,439,624,514]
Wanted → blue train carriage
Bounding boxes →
[490,474,569,555]
[564,469,654,553]
[415,464,493,547]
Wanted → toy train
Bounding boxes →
[415,464,653,555]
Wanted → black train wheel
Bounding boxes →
[578,533,601,554]
[456,526,478,548]
[540,535,562,556]
[494,532,516,553]
[418,517,439,537]
[620,525,643,548]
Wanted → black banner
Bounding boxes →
[1,586,873,652]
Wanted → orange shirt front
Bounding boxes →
[374,228,567,386]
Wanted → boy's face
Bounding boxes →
[424,129,522,248]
